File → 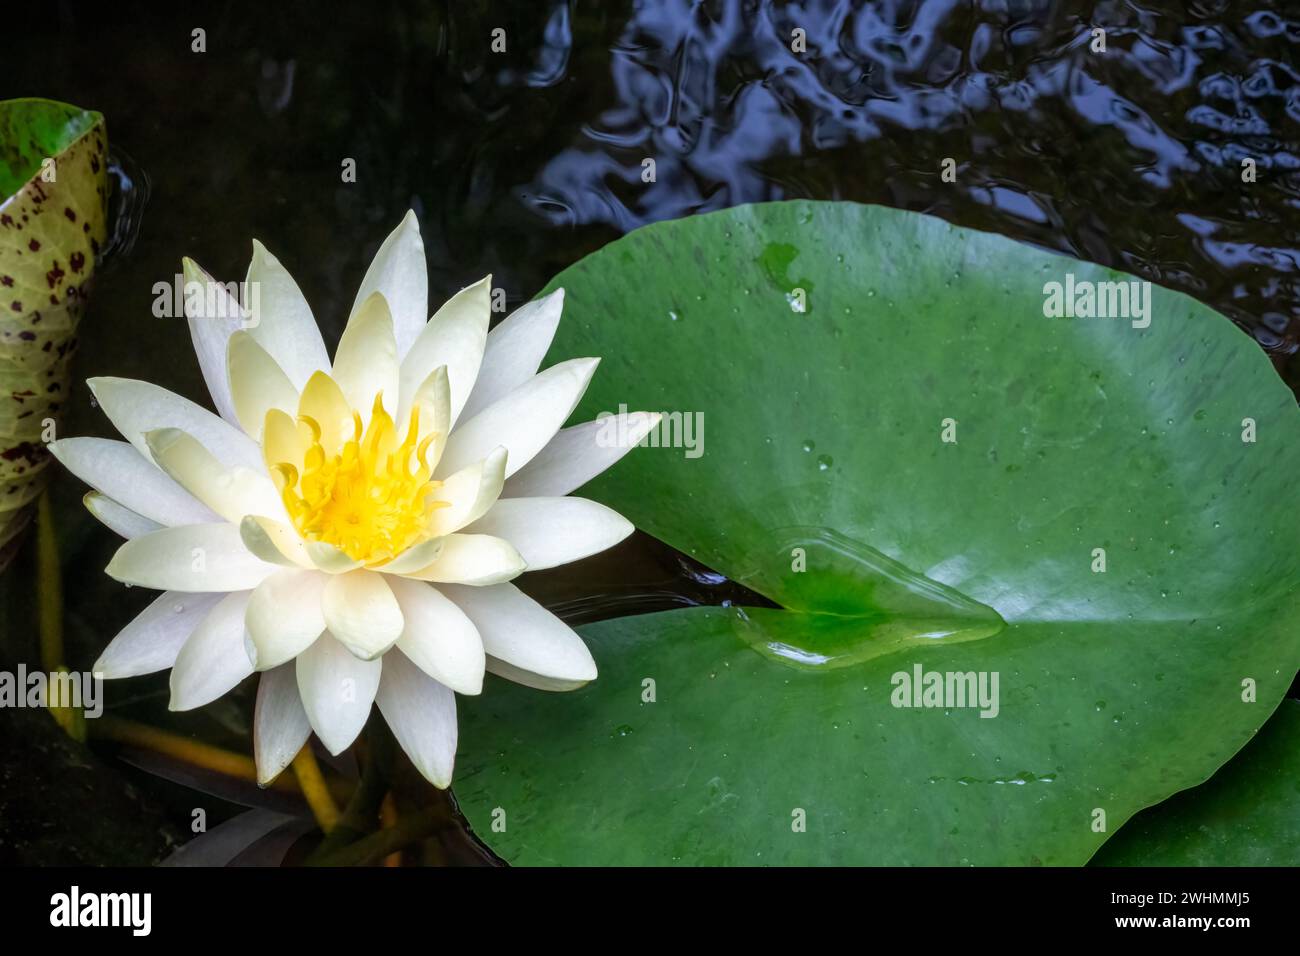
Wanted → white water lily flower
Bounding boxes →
[52,211,660,788]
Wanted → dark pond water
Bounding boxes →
[4,0,1299,864]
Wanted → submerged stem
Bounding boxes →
[89,716,349,801]
[305,741,387,860]
[92,716,282,785]
[34,491,88,741]
[292,746,341,833]
[380,793,402,867]
[304,808,441,867]
[36,491,63,672]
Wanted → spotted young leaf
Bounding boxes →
[0,99,108,570]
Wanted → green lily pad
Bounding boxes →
[454,200,1300,865]
[1092,698,1300,866]
[0,99,108,565]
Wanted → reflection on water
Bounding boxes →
[524,0,1300,380]
[27,2,1300,386]
[101,148,150,264]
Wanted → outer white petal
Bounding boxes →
[296,633,381,754]
[459,288,563,421]
[83,492,162,539]
[426,446,506,538]
[246,569,327,670]
[397,276,491,426]
[146,428,286,524]
[107,523,280,592]
[387,576,484,695]
[227,331,299,439]
[440,583,596,688]
[182,257,243,425]
[93,591,222,678]
[49,437,219,528]
[485,655,591,692]
[169,591,256,711]
[504,411,661,498]
[351,210,428,360]
[239,516,315,569]
[436,357,598,480]
[331,291,399,419]
[253,663,312,785]
[376,649,458,789]
[321,570,404,659]
[244,239,330,390]
[88,376,265,473]
[403,534,525,586]
[463,497,633,570]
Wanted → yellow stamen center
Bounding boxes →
[273,394,447,564]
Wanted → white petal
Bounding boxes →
[227,331,299,439]
[485,654,591,692]
[239,515,315,569]
[372,536,444,575]
[332,291,399,419]
[504,411,661,498]
[253,663,312,786]
[352,211,428,359]
[296,633,381,754]
[182,257,243,425]
[146,428,285,524]
[246,569,327,670]
[376,649,458,789]
[426,447,506,537]
[169,591,255,711]
[88,376,265,473]
[107,523,280,592]
[244,240,330,390]
[441,583,596,688]
[436,357,598,479]
[464,497,633,570]
[460,288,563,421]
[322,570,404,659]
[403,534,525,586]
[387,576,484,695]
[83,492,162,540]
[237,513,352,576]
[398,276,491,427]
[94,591,222,678]
[50,437,219,527]
[305,540,365,574]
